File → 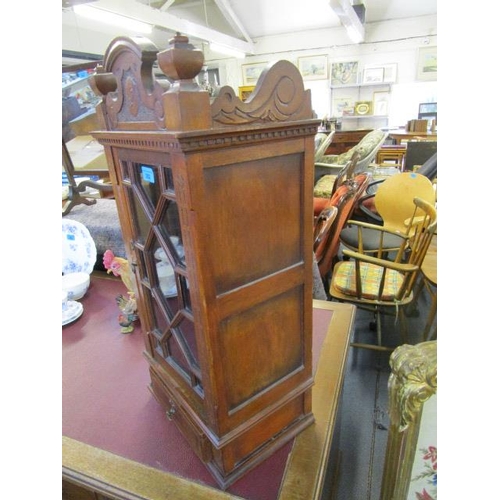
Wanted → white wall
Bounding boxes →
[204,15,437,129]
[62,10,437,129]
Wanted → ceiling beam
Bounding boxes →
[328,0,365,43]
[82,0,255,54]
[212,0,253,45]
[159,0,176,11]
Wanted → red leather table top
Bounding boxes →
[62,274,333,499]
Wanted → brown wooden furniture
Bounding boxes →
[376,144,406,169]
[330,198,437,351]
[62,272,356,499]
[89,34,319,489]
[325,129,373,155]
[388,131,437,145]
[411,234,437,341]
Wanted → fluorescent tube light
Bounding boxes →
[210,42,246,59]
[74,5,153,34]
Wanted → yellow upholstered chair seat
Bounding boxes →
[332,261,404,300]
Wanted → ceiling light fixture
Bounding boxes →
[73,4,153,34]
[209,42,245,59]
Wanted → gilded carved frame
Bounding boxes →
[380,341,437,500]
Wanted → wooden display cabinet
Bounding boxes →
[90,34,319,488]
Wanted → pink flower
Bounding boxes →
[423,446,437,470]
[416,489,434,500]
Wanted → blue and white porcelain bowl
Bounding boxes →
[62,272,90,300]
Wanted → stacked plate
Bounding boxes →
[62,300,84,326]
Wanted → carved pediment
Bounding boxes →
[211,60,313,126]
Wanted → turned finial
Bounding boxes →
[157,32,205,86]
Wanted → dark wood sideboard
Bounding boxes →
[325,129,373,155]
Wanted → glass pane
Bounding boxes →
[157,200,186,267]
[126,186,151,246]
[132,163,162,214]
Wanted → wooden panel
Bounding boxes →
[203,153,302,294]
[221,288,304,410]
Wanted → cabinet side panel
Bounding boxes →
[202,154,302,294]
[220,287,304,409]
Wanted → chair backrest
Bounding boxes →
[316,173,371,278]
[396,197,437,299]
[314,129,336,161]
[374,172,435,234]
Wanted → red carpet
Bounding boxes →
[63,274,332,498]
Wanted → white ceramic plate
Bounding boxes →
[62,301,84,326]
[62,219,97,275]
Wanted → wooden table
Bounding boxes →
[62,274,356,500]
[412,234,437,341]
[388,131,437,145]
[420,234,437,340]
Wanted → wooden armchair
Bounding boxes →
[340,172,436,255]
[329,197,437,350]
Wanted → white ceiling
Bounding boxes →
[62,0,437,63]
[170,0,438,38]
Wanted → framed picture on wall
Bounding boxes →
[298,55,328,80]
[333,96,355,117]
[373,90,390,116]
[330,61,359,86]
[382,63,397,83]
[417,46,437,81]
[242,62,269,86]
[363,67,384,84]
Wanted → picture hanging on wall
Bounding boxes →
[417,46,437,81]
[330,61,359,86]
[363,67,384,84]
[242,61,269,86]
[372,91,390,116]
[333,96,355,117]
[354,101,372,116]
[298,55,328,80]
[382,63,398,83]
[363,63,397,83]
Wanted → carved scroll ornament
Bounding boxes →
[388,341,437,431]
[211,60,313,126]
[91,36,168,130]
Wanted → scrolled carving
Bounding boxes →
[91,36,169,130]
[211,60,313,125]
[388,341,437,431]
